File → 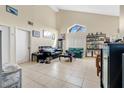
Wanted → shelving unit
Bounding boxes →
[86,32,106,57]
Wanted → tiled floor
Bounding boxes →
[19,57,100,88]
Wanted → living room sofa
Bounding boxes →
[39,46,62,59]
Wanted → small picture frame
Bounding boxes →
[58,34,65,40]
[52,34,55,40]
[43,31,55,40]
[32,30,40,38]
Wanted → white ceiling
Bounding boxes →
[49,5,120,16]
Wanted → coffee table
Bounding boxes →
[59,54,73,62]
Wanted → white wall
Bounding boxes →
[120,6,124,33]
[31,28,58,52]
[0,5,58,64]
[57,10,119,51]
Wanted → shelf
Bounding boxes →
[86,33,106,57]
[87,35,106,38]
[86,43,104,45]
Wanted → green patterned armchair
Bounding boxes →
[68,48,84,58]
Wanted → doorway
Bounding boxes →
[16,28,30,64]
[0,25,10,65]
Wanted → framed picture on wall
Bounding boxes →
[6,5,18,16]
[40,30,43,37]
[52,34,55,40]
[32,30,40,37]
[58,34,65,40]
[43,30,55,40]
[43,31,50,38]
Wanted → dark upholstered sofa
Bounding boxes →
[38,46,62,59]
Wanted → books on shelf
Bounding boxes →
[86,32,106,57]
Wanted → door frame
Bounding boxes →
[0,24,11,64]
[15,27,31,64]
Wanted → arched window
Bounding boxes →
[69,24,86,33]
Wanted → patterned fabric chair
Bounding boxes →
[68,48,84,58]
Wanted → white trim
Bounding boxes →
[48,5,59,12]
[15,26,32,32]
[0,23,12,28]
[0,24,11,64]
[54,5,120,16]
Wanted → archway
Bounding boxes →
[66,24,87,52]
[67,24,87,33]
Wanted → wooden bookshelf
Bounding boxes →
[86,32,106,57]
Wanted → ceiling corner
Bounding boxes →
[49,5,59,12]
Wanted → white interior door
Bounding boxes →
[0,25,10,65]
[16,29,30,64]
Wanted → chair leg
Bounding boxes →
[59,56,61,62]
[45,57,51,64]
[70,57,72,62]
